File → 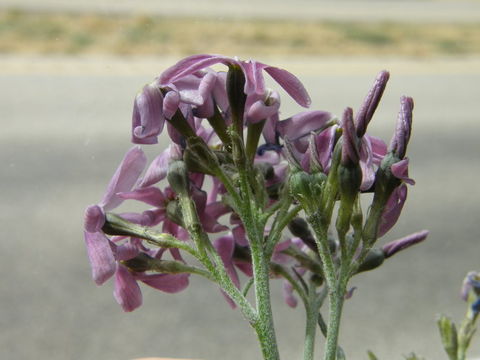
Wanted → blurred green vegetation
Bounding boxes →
[1,9,479,56]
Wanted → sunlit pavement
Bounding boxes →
[2,55,480,359]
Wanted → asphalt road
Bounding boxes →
[2,56,480,360]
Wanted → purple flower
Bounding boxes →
[84,146,147,285]
[159,54,311,108]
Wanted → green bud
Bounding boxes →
[183,136,221,175]
[356,248,385,274]
[166,200,184,227]
[122,253,154,272]
[167,160,190,196]
[289,171,314,206]
[338,163,362,203]
[437,315,458,360]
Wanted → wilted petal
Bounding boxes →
[100,146,147,211]
[139,273,190,293]
[162,90,181,120]
[113,264,143,312]
[378,184,408,237]
[382,230,429,258]
[84,231,116,285]
[359,138,375,191]
[132,84,165,144]
[264,65,311,107]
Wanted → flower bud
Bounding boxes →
[355,70,390,137]
[289,170,324,211]
[167,160,190,196]
[389,96,413,159]
[166,200,184,227]
[183,137,221,175]
[288,217,318,252]
[356,248,385,273]
[122,253,154,273]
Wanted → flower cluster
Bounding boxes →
[83,54,428,316]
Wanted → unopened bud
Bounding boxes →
[288,217,318,252]
[167,160,190,196]
[356,248,385,273]
[184,136,221,175]
[166,200,184,226]
[122,253,154,272]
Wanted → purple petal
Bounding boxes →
[131,84,165,144]
[138,144,182,188]
[242,60,266,95]
[139,273,190,293]
[378,184,408,237]
[314,125,338,172]
[277,111,332,153]
[367,135,387,165]
[264,66,311,107]
[119,187,166,207]
[159,54,232,85]
[113,264,143,312]
[100,146,147,211]
[359,138,375,191]
[84,231,116,285]
[382,230,429,258]
[391,158,415,185]
[247,92,281,123]
[162,90,180,120]
[114,242,140,261]
[389,96,414,158]
[84,204,105,233]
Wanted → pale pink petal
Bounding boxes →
[138,144,182,188]
[118,187,165,207]
[84,231,116,285]
[100,146,147,211]
[264,66,311,107]
[114,264,143,312]
[139,273,190,293]
[84,204,105,233]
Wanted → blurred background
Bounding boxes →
[2,0,480,359]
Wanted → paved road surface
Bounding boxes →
[2,0,480,22]
[2,56,480,359]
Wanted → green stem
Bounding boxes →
[324,279,347,360]
[304,283,320,360]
